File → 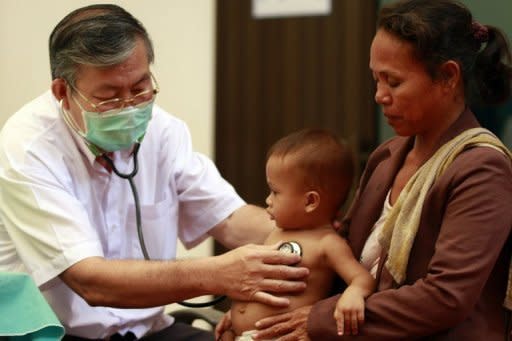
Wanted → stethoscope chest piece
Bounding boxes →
[278,241,303,258]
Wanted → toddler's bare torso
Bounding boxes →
[231,226,338,335]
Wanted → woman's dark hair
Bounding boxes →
[378,0,512,106]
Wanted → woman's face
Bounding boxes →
[369,29,447,137]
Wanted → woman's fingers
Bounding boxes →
[254,306,312,340]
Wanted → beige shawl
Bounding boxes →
[377,127,512,309]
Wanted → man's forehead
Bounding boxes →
[73,41,150,90]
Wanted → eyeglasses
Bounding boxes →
[69,73,159,114]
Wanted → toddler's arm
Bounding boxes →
[323,233,375,335]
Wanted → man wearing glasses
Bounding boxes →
[0,4,308,340]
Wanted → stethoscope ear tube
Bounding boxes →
[102,143,140,179]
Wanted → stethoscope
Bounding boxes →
[102,143,304,307]
[101,143,223,308]
[277,241,302,259]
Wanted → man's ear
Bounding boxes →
[51,78,70,109]
[304,191,320,213]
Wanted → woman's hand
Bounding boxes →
[332,210,344,232]
[252,305,312,341]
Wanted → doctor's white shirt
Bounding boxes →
[0,91,245,338]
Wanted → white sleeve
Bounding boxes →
[162,118,245,248]
[0,144,103,287]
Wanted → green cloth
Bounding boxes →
[0,272,64,340]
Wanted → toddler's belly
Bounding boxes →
[231,301,290,335]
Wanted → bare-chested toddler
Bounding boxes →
[217,128,375,340]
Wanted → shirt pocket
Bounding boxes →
[125,194,178,260]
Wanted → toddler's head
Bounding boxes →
[265,129,354,229]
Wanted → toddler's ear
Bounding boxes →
[304,191,320,212]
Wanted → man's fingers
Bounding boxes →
[255,311,291,328]
[252,241,305,265]
[260,276,307,292]
[220,244,308,304]
[237,244,308,275]
[260,250,303,266]
[251,291,290,308]
[260,263,309,281]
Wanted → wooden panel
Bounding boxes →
[214,0,377,312]
[215,0,377,220]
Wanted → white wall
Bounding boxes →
[0,0,216,260]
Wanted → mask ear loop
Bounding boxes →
[61,98,106,156]
[60,99,87,137]
[101,143,140,179]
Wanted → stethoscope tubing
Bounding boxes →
[102,143,225,308]
[102,143,150,260]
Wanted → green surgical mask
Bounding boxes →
[61,99,154,154]
[82,101,154,152]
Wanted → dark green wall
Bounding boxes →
[378,0,512,38]
[459,0,512,38]
[377,0,512,145]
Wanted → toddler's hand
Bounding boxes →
[218,329,236,341]
[215,310,233,340]
[333,292,365,335]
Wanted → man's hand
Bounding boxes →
[215,242,309,307]
[252,305,312,340]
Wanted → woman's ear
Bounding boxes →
[439,60,461,92]
[304,191,320,213]
[51,78,70,109]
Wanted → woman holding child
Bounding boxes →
[245,0,512,339]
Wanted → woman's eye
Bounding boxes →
[388,78,400,88]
